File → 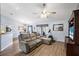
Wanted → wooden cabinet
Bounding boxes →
[65,9,79,56]
[65,36,75,56]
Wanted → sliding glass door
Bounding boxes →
[36,24,48,36]
[28,25,33,34]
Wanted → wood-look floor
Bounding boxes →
[0,39,66,56]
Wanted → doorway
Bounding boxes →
[36,24,48,36]
[28,25,33,34]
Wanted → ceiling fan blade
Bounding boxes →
[32,12,38,14]
[50,12,56,14]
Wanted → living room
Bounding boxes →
[0,3,79,56]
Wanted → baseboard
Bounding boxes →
[55,41,65,43]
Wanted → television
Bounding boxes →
[6,26,11,32]
[69,26,74,40]
[0,25,12,34]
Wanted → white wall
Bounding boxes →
[33,20,68,42]
[49,20,68,42]
[77,4,79,9]
[1,16,22,38]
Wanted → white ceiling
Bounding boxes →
[1,3,79,24]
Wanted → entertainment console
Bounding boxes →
[65,9,79,56]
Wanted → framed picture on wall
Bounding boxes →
[53,24,63,31]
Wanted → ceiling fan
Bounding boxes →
[33,3,56,18]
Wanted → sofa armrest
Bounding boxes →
[20,41,28,44]
[19,41,30,53]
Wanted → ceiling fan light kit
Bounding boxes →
[41,13,48,18]
[33,3,56,18]
[40,8,56,18]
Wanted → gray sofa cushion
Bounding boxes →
[21,34,29,39]
[27,41,37,48]
[34,39,42,43]
[18,33,30,41]
[27,39,42,48]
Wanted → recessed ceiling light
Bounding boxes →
[15,7,19,10]
[10,12,14,15]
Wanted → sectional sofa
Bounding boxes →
[18,32,52,53]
